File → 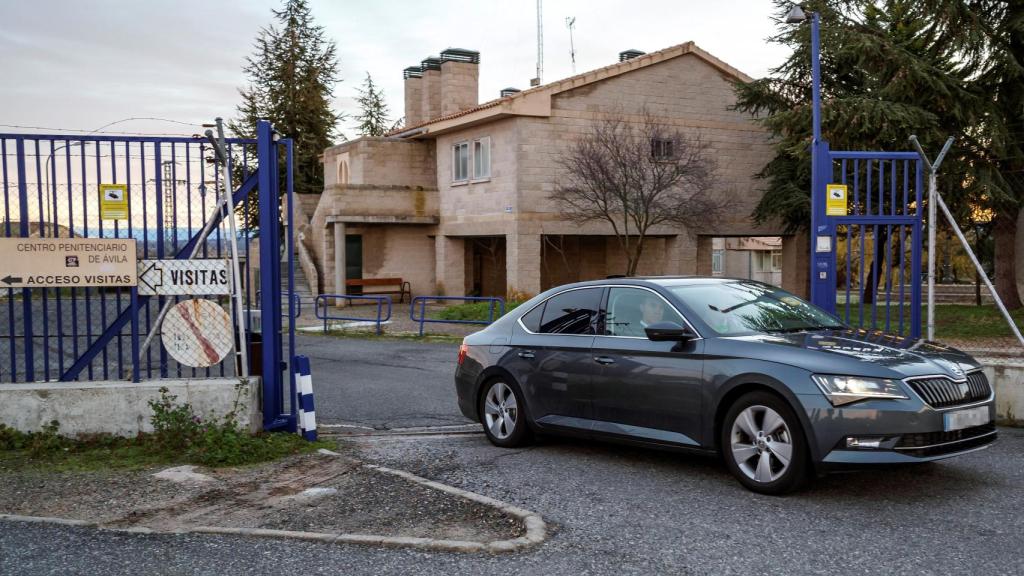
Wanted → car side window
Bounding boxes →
[520,302,545,333]
[605,287,685,337]
[539,288,602,335]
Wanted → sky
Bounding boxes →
[0,0,792,141]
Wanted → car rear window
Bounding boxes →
[520,302,545,332]
[538,288,602,335]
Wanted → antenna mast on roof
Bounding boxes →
[532,0,544,86]
[566,16,576,74]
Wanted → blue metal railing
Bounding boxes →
[409,296,505,336]
[315,294,393,335]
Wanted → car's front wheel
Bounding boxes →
[479,378,533,448]
[721,391,809,495]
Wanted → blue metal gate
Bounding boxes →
[0,119,297,431]
[810,142,925,338]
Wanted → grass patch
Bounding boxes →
[0,386,332,473]
[318,329,464,344]
[835,304,1024,340]
[930,304,1024,340]
[432,301,523,322]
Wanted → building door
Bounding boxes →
[346,235,362,293]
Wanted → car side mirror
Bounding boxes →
[644,321,696,342]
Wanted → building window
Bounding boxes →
[473,137,491,179]
[757,250,782,272]
[337,160,348,185]
[651,138,674,161]
[453,142,469,182]
[711,249,723,274]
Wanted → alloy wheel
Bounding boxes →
[483,381,518,440]
[730,405,794,484]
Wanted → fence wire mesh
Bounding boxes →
[926,226,1024,359]
[0,136,259,383]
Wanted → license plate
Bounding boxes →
[944,405,990,431]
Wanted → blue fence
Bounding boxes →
[0,120,297,432]
[409,296,505,336]
[315,294,393,335]
[811,142,924,338]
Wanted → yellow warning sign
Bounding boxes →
[99,183,128,220]
[826,183,848,216]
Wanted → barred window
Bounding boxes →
[651,138,675,160]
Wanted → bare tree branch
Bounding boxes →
[552,109,726,275]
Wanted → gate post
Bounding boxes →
[810,141,836,314]
[257,120,288,430]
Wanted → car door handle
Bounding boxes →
[518,350,535,359]
[593,356,616,365]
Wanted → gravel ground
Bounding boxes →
[3,428,1022,575]
[0,451,520,543]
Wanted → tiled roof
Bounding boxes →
[388,41,752,137]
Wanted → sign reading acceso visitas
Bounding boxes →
[99,183,129,220]
[137,259,231,296]
[0,238,136,288]
[162,299,234,368]
[826,183,848,216]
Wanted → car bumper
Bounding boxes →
[795,393,998,467]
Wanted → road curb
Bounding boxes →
[0,460,547,554]
[364,463,548,552]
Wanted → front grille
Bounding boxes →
[906,371,991,409]
[896,422,996,449]
[895,423,997,457]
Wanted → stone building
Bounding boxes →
[297,42,807,302]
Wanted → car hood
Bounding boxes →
[715,329,980,380]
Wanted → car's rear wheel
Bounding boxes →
[721,391,808,495]
[479,378,533,448]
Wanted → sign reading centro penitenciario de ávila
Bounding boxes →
[0,238,136,288]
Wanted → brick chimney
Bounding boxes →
[420,56,443,122]
[439,48,480,116]
[403,66,423,127]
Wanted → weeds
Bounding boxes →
[1,381,328,471]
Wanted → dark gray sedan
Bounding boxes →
[454,278,996,494]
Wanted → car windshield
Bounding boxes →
[668,282,845,336]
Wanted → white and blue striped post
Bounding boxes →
[294,355,317,441]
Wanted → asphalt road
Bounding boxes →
[2,427,1022,575]
[3,335,1023,575]
[299,334,470,429]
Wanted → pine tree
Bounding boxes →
[354,73,391,137]
[229,0,342,201]
[732,0,1024,306]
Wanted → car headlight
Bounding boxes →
[811,375,908,406]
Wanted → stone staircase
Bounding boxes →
[281,258,315,317]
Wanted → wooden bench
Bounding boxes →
[345,277,411,303]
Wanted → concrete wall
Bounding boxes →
[323,138,436,189]
[421,68,442,122]
[981,359,1024,425]
[0,378,260,437]
[515,53,779,237]
[344,224,436,297]
[440,60,478,116]
[404,75,424,127]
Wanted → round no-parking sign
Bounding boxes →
[162,299,234,368]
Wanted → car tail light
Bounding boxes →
[457,342,469,365]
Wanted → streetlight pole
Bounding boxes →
[787,5,832,311]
